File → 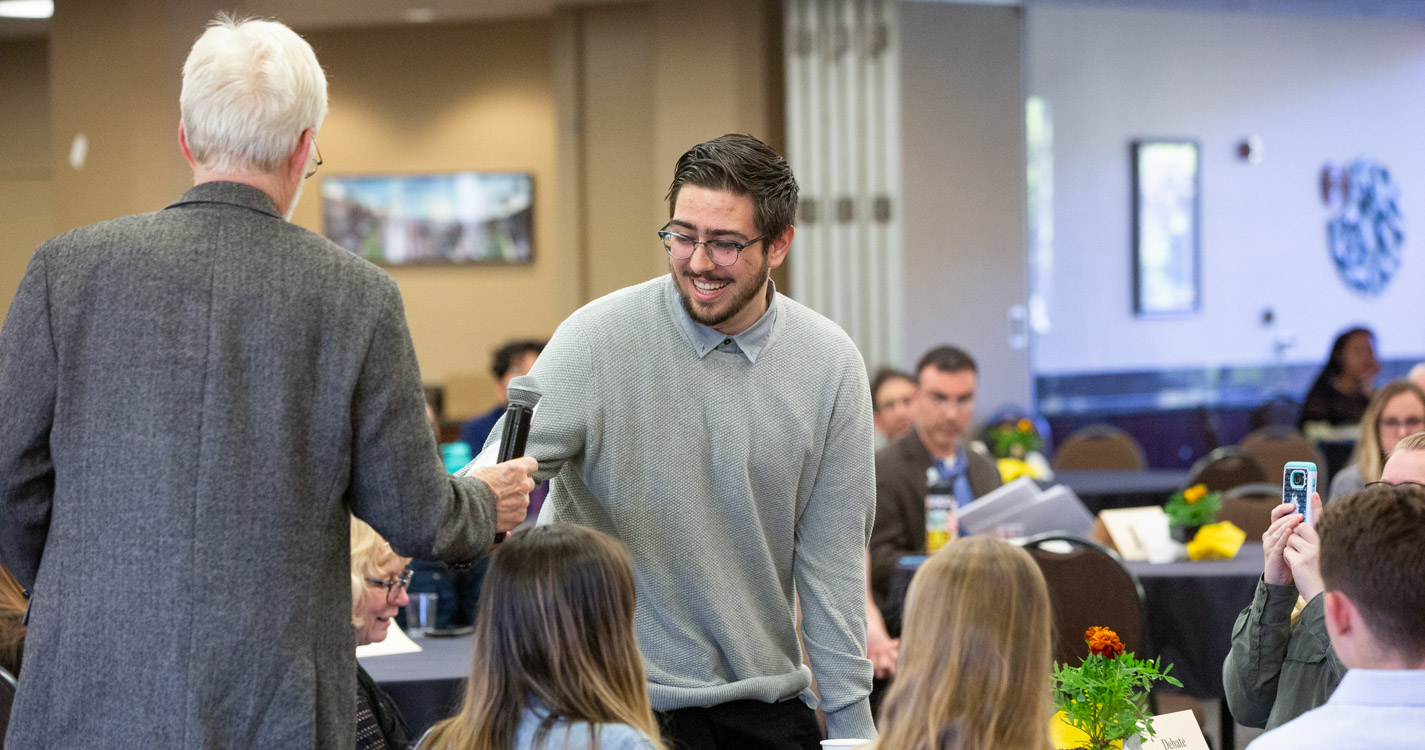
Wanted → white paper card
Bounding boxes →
[355,622,422,658]
[1123,710,1210,750]
[1096,506,1167,561]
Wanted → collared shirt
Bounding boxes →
[1246,668,1425,750]
[670,278,779,363]
[928,448,976,509]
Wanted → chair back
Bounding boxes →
[1052,425,1147,472]
[1220,482,1282,540]
[0,665,15,749]
[1239,426,1325,487]
[1186,446,1267,492]
[1019,534,1150,667]
[1251,394,1301,431]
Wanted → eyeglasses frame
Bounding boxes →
[364,568,414,605]
[657,226,764,267]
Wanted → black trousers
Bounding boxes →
[656,698,823,750]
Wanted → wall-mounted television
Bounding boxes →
[321,172,533,265]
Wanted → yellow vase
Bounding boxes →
[1049,711,1123,750]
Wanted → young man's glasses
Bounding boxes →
[658,227,763,267]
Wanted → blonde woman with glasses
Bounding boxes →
[872,537,1053,750]
[419,524,663,750]
[352,517,416,750]
[1327,380,1425,500]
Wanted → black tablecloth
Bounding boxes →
[358,635,474,736]
[890,541,1262,700]
[1052,469,1191,514]
[1125,543,1262,699]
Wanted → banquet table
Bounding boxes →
[358,634,474,736]
[1051,469,1191,514]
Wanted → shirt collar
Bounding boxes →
[667,276,779,363]
[1328,669,1425,707]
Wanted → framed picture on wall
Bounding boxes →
[1132,140,1200,316]
[320,172,533,265]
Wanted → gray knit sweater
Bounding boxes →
[502,275,877,739]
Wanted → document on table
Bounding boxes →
[356,622,422,657]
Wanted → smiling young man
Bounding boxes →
[868,346,1002,617]
[488,134,877,748]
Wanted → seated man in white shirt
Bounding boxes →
[1247,481,1425,749]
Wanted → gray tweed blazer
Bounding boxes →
[0,182,499,749]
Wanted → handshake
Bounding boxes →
[471,456,540,532]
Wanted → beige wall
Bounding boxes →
[0,38,53,308]
[0,2,783,419]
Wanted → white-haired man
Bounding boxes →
[0,16,536,749]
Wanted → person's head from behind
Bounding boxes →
[422,524,664,750]
[1354,381,1425,482]
[179,15,328,218]
[662,134,796,335]
[1379,431,1425,485]
[1322,327,1379,388]
[912,346,979,458]
[350,517,412,647]
[1318,483,1425,670]
[876,537,1053,750]
[492,339,545,403]
[872,367,917,444]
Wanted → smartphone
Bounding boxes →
[1282,461,1318,525]
[492,401,536,544]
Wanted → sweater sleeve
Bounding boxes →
[793,357,877,740]
[0,250,58,591]
[481,316,598,484]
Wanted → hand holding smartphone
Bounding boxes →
[1282,461,1318,525]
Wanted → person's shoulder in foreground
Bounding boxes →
[1244,669,1425,749]
[514,714,660,750]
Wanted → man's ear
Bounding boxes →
[766,225,794,270]
[286,127,315,183]
[1324,590,1354,643]
[178,122,196,169]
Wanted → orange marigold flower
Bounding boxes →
[1085,626,1125,659]
[1017,419,1034,432]
[1182,484,1207,503]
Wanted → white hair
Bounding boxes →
[1410,363,1425,386]
[180,15,327,175]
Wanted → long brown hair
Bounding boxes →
[0,564,25,676]
[873,538,1053,750]
[420,524,665,750]
[1352,380,1425,483]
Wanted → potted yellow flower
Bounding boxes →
[1052,627,1181,750]
[1163,483,1221,543]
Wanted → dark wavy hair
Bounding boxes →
[666,134,798,243]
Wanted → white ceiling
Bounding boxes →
[5,0,1425,39]
[0,0,626,39]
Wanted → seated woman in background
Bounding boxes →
[873,537,1053,750]
[419,524,662,750]
[1298,327,1379,430]
[352,517,416,750]
[0,564,25,677]
[1327,380,1425,499]
[1223,430,1425,730]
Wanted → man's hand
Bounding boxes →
[867,619,899,679]
[1262,501,1300,587]
[1283,493,1324,601]
[474,456,539,532]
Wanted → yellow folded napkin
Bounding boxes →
[1186,520,1246,560]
